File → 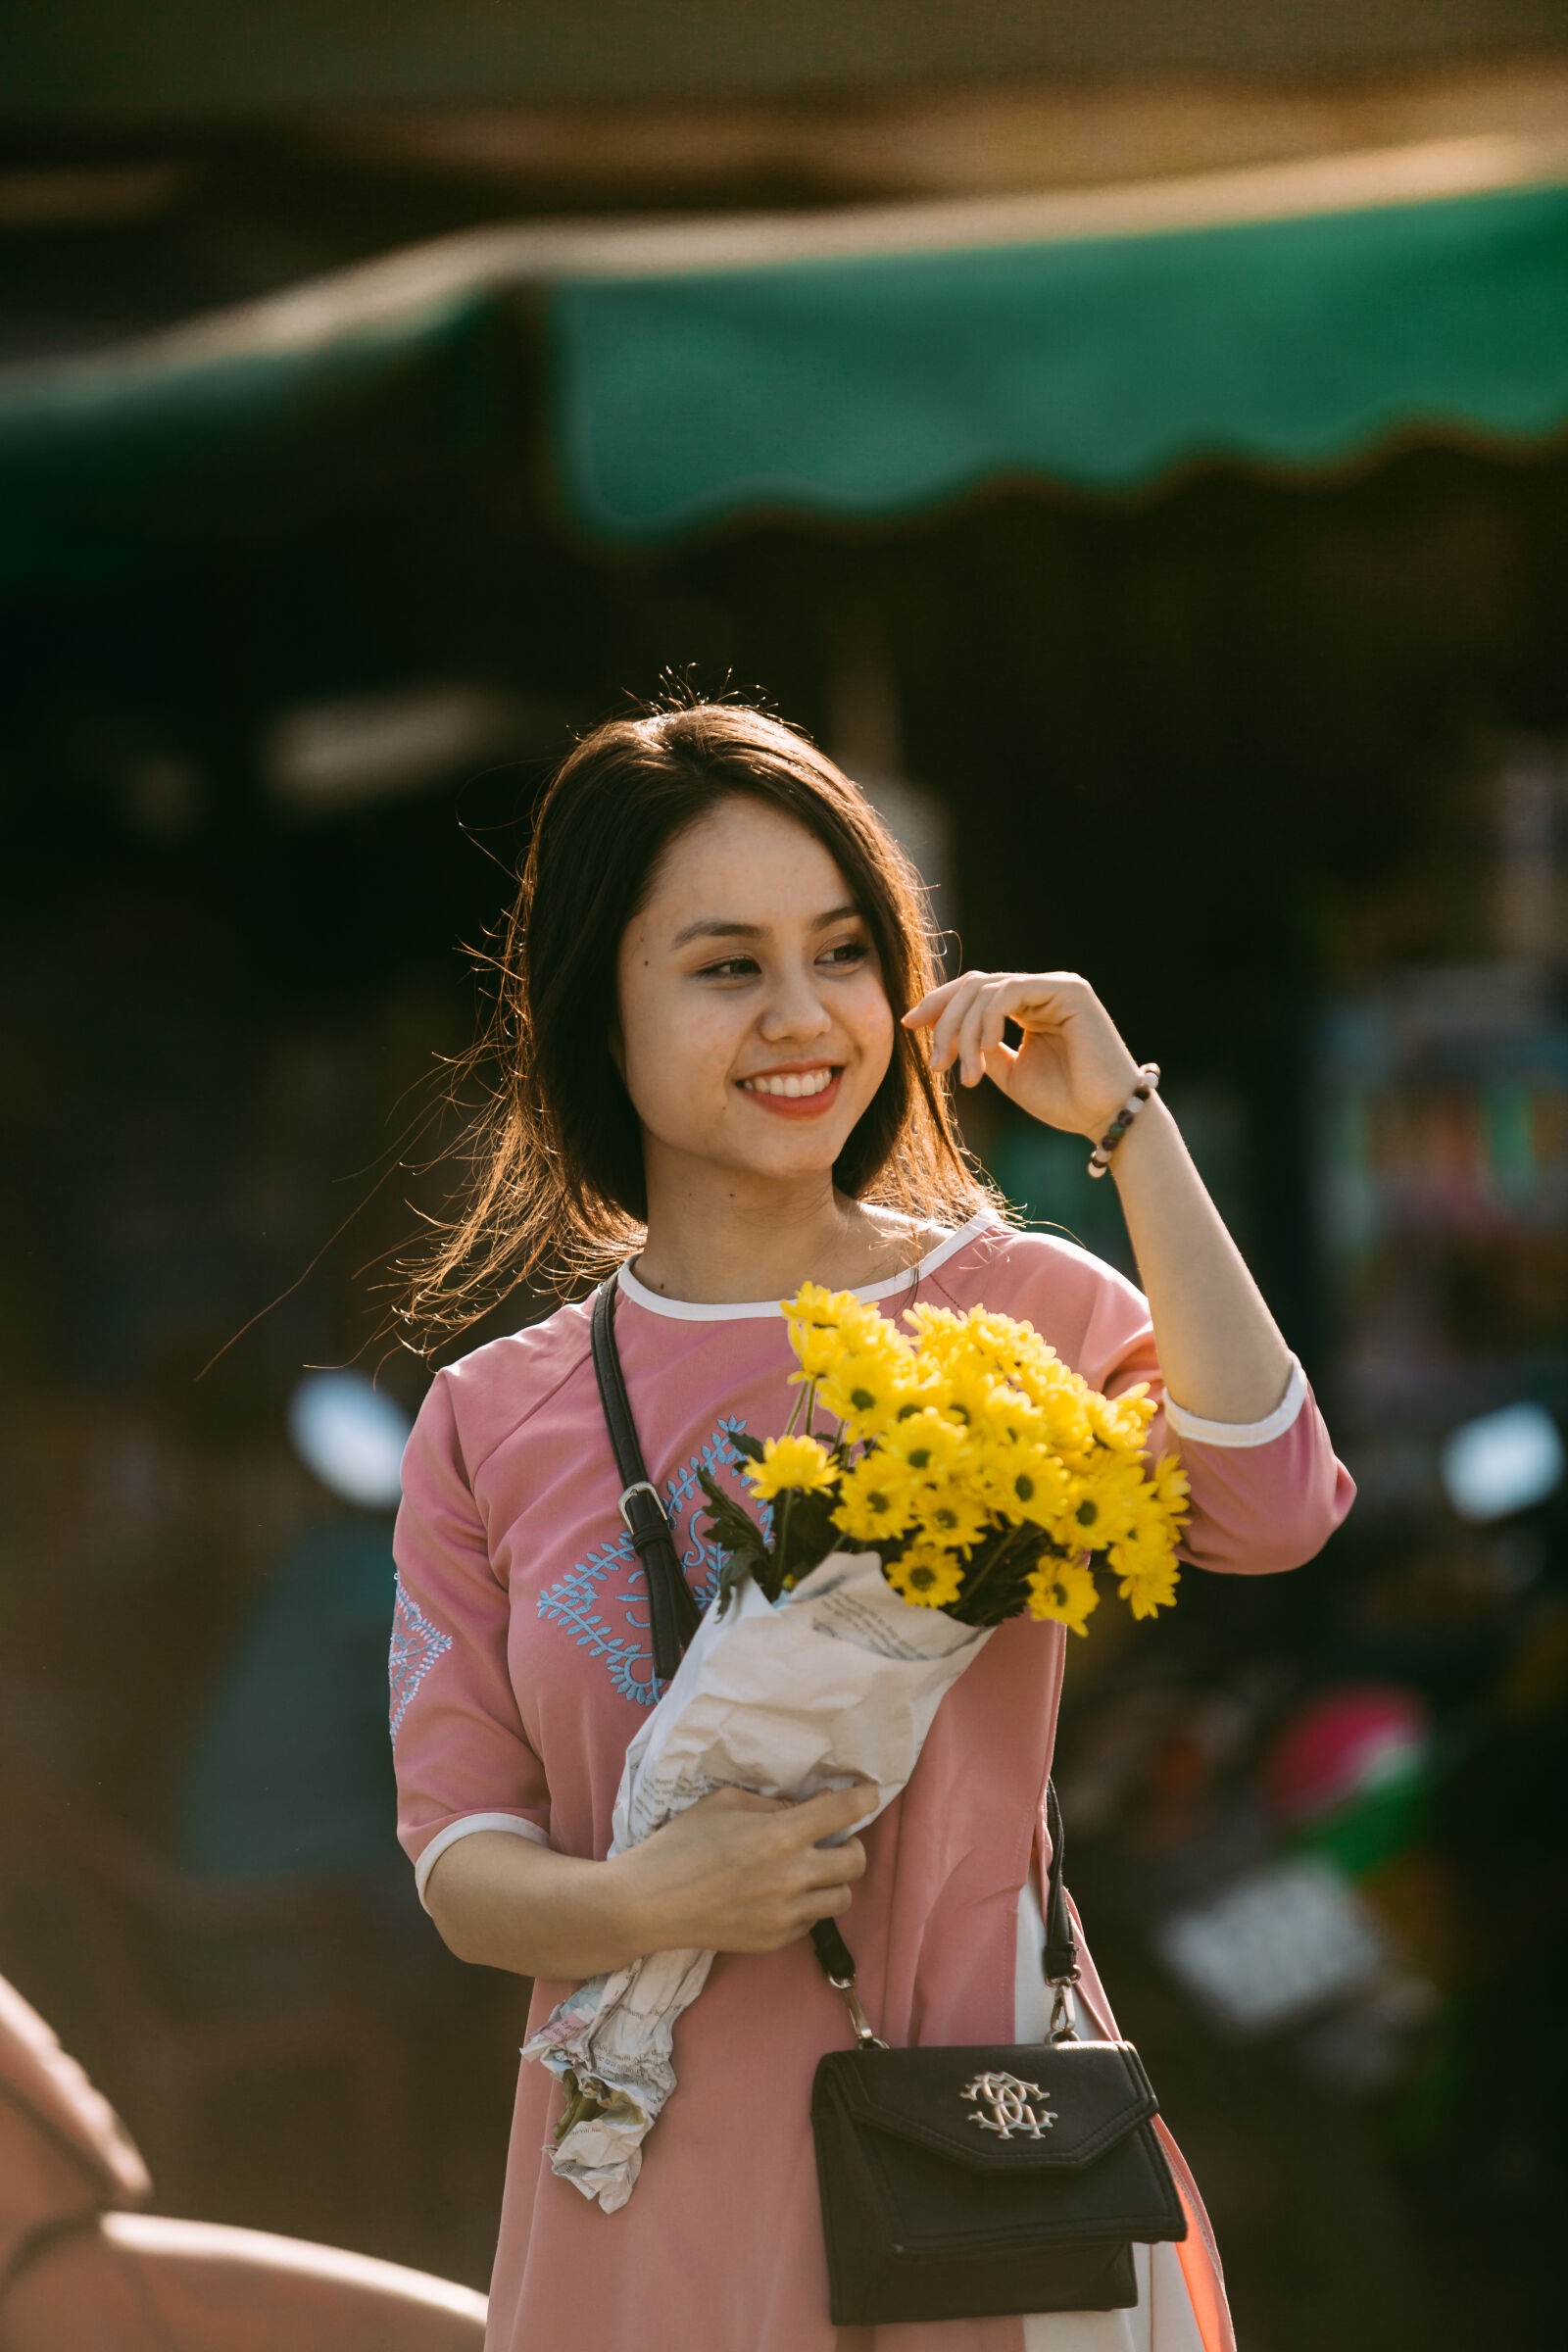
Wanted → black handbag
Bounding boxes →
[590,1274,1187,2325]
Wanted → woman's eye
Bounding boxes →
[700,956,760,979]
[820,941,869,968]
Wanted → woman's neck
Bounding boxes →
[632,1173,935,1306]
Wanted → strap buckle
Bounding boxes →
[826,1968,888,2051]
[1047,1970,1081,2044]
[617,1480,665,1533]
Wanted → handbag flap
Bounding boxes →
[815,2039,1158,2175]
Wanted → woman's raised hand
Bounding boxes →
[612,1782,878,1956]
[904,970,1142,1141]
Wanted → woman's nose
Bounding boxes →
[759,964,832,1040]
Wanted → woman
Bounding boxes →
[390,702,1352,2352]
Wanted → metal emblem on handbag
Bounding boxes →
[589,1275,1188,2328]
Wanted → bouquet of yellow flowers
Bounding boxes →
[700,1284,1189,1636]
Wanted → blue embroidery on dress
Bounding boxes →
[536,1416,756,1708]
[389,1576,454,1740]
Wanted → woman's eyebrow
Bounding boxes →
[671,916,762,947]
[671,904,858,949]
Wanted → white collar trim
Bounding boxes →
[615,1209,1000,1322]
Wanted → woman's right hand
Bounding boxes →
[611,1783,878,1956]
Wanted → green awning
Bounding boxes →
[551,176,1568,539]
[3,138,1567,594]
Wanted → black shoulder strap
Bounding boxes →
[1042,1778,1079,1984]
[588,1264,1078,2007]
[590,1274,703,1688]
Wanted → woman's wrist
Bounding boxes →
[1105,1086,1178,1175]
[599,1843,670,1961]
[1077,1057,1146,1143]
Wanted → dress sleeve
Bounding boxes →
[391,1370,552,1904]
[974,1231,1355,1580]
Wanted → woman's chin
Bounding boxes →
[643,1099,871,1193]
[712,1122,859,1191]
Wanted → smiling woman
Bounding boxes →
[388,696,1352,2352]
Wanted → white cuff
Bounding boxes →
[1164,1356,1308,1450]
[413,1812,551,1909]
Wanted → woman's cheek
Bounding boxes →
[852,988,897,1097]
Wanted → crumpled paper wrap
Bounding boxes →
[522,1547,991,2211]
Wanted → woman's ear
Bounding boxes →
[607,1017,626,1080]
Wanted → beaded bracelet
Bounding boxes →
[1086,1064,1160,1178]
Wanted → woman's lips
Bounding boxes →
[736,1066,845,1118]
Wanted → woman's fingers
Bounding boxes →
[792,1782,880,1841]
[915,968,1108,1087]
[978,981,1024,1060]
[801,1834,867,1887]
[632,1781,879,1953]
[954,981,1010,1085]
[924,972,991,1072]
[804,1881,856,1925]
[902,975,966,1029]
[691,1785,792,1818]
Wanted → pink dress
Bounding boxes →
[391,1215,1353,2352]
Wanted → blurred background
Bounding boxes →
[2,5,1567,2346]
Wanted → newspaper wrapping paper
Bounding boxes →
[522,1547,993,2211]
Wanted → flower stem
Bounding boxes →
[956,1523,1036,1622]
[776,1487,795,1587]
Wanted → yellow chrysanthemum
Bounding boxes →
[743,1434,839,1502]
[1149,1451,1191,1518]
[984,1445,1072,1530]
[783,1281,869,1336]
[816,1338,920,1440]
[878,1408,969,1485]
[1026,1557,1101,1636]
[832,1451,920,1544]
[1087,1387,1154,1452]
[930,1368,1008,1436]
[1112,1555,1181,1620]
[782,1283,887,1385]
[788,1324,842,1382]
[1024,1380,1094,1456]
[884,1545,966,1609]
[906,1480,992,1552]
[1069,1455,1156,1544]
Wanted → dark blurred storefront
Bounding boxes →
[3,8,1568,2341]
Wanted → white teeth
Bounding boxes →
[742,1068,834,1098]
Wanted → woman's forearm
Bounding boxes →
[424,1832,648,1980]
[421,1785,876,1979]
[1108,1095,1294,1425]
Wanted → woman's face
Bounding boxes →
[615,796,896,1199]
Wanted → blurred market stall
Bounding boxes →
[4,120,1568,587]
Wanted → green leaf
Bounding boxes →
[775,1485,841,1586]
[697,1465,782,1606]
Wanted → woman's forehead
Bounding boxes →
[642,800,855,933]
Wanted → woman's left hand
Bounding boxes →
[904,970,1143,1141]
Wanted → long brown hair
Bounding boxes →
[399,701,994,1349]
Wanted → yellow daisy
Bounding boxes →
[1112,1555,1181,1620]
[907,1480,992,1552]
[879,1408,969,1484]
[743,1434,839,1502]
[1026,1557,1101,1636]
[884,1546,966,1609]
[817,1340,919,1440]
[832,1451,920,1544]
